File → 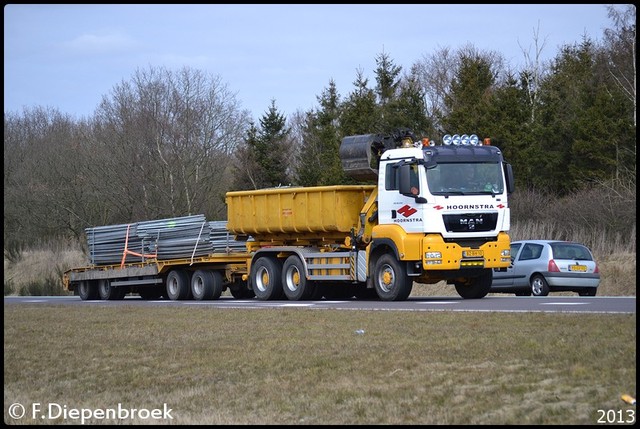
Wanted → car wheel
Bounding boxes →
[578,288,597,297]
[530,274,549,297]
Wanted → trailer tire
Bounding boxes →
[191,270,223,301]
[166,270,191,300]
[98,279,126,300]
[373,253,413,301]
[454,269,492,299]
[78,281,99,300]
[282,255,315,301]
[250,256,283,300]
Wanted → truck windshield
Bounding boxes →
[426,162,504,195]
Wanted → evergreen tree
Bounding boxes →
[533,38,622,194]
[441,53,496,135]
[295,80,345,186]
[374,51,402,108]
[256,100,291,188]
[374,51,432,136]
[489,71,536,187]
[392,74,433,137]
[339,68,380,136]
[232,122,261,190]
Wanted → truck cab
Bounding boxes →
[341,131,514,299]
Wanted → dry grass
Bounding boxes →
[3,305,636,425]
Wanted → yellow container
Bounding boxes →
[226,185,375,241]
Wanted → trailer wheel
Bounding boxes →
[282,255,315,301]
[98,279,126,300]
[166,270,191,300]
[191,270,223,301]
[454,269,492,299]
[250,256,283,300]
[373,253,413,301]
[78,281,99,300]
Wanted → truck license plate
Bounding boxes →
[463,250,483,258]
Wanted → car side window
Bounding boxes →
[510,243,522,261]
[519,243,543,261]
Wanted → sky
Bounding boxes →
[4,4,619,121]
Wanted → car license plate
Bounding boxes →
[569,264,587,272]
[463,250,483,258]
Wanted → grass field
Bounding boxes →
[4,304,636,425]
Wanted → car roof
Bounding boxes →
[511,240,584,246]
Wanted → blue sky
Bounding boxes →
[4,4,617,121]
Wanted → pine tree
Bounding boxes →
[295,80,345,186]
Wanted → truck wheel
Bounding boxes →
[191,270,223,301]
[282,255,315,301]
[250,256,283,300]
[454,269,492,299]
[98,279,125,300]
[166,270,191,300]
[78,281,99,300]
[373,253,413,301]
[530,274,550,297]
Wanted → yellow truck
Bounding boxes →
[64,130,515,301]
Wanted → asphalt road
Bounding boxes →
[4,295,636,314]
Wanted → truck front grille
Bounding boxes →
[442,213,498,233]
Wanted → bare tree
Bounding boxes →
[604,4,636,127]
[92,65,251,221]
[518,20,549,123]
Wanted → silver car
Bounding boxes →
[491,240,601,296]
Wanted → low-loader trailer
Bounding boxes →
[64,130,515,301]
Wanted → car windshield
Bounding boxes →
[549,243,593,260]
[426,162,504,194]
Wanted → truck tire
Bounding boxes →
[282,255,315,301]
[78,281,99,300]
[166,270,191,300]
[98,279,126,300]
[250,256,283,300]
[373,253,413,301]
[191,270,223,301]
[454,269,492,299]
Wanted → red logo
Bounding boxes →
[398,205,417,217]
